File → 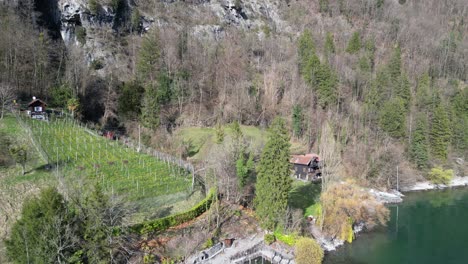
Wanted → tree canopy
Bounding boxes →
[254,117,292,230]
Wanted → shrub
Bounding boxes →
[202,238,214,249]
[320,181,389,241]
[295,237,324,264]
[76,26,86,45]
[132,188,216,234]
[90,59,104,70]
[428,167,453,185]
[264,233,275,245]
[273,230,298,246]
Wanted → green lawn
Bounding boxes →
[288,181,321,216]
[0,115,51,186]
[175,124,308,162]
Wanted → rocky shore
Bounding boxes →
[400,176,468,192]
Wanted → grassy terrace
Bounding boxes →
[16,115,200,222]
[175,125,308,162]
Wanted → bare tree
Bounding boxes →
[318,120,342,192]
[0,83,15,119]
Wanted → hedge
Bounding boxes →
[131,188,216,234]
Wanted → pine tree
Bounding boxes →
[6,188,78,263]
[346,32,361,54]
[325,32,335,55]
[396,73,411,111]
[316,62,338,108]
[140,84,160,128]
[231,120,243,143]
[450,89,468,152]
[292,104,303,138]
[430,102,451,159]
[298,30,321,84]
[409,114,429,169]
[298,30,316,70]
[82,184,115,263]
[137,31,161,83]
[416,73,431,110]
[254,117,292,230]
[388,46,402,81]
[378,97,406,138]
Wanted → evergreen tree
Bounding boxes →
[140,84,160,128]
[388,46,402,81]
[6,188,78,263]
[156,71,173,105]
[236,150,254,188]
[319,0,329,13]
[292,104,303,138]
[450,89,468,152]
[409,114,429,169]
[416,73,431,109]
[254,117,292,230]
[396,73,411,110]
[430,102,452,159]
[365,70,386,117]
[316,62,338,108]
[298,30,321,84]
[378,97,406,138]
[137,31,161,83]
[82,184,116,263]
[358,56,371,72]
[231,120,243,143]
[346,32,361,54]
[118,81,145,119]
[324,32,335,55]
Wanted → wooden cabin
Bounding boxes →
[27,97,47,120]
[290,153,321,181]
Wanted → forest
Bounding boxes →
[0,0,466,263]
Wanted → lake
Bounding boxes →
[324,188,468,264]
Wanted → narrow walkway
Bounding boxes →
[187,234,263,264]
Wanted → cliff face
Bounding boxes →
[53,0,289,72]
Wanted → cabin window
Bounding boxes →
[34,106,42,112]
[303,168,306,173]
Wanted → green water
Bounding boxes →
[324,188,468,264]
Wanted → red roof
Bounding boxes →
[290,153,320,165]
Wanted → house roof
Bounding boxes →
[28,99,47,107]
[290,153,320,165]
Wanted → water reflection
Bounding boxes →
[324,188,468,264]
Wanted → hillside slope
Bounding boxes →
[1,0,466,187]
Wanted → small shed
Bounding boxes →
[27,97,47,120]
[290,153,321,181]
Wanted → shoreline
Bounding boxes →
[318,177,468,251]
[400,176,468,192]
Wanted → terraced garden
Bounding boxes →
[17,114,199,222]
